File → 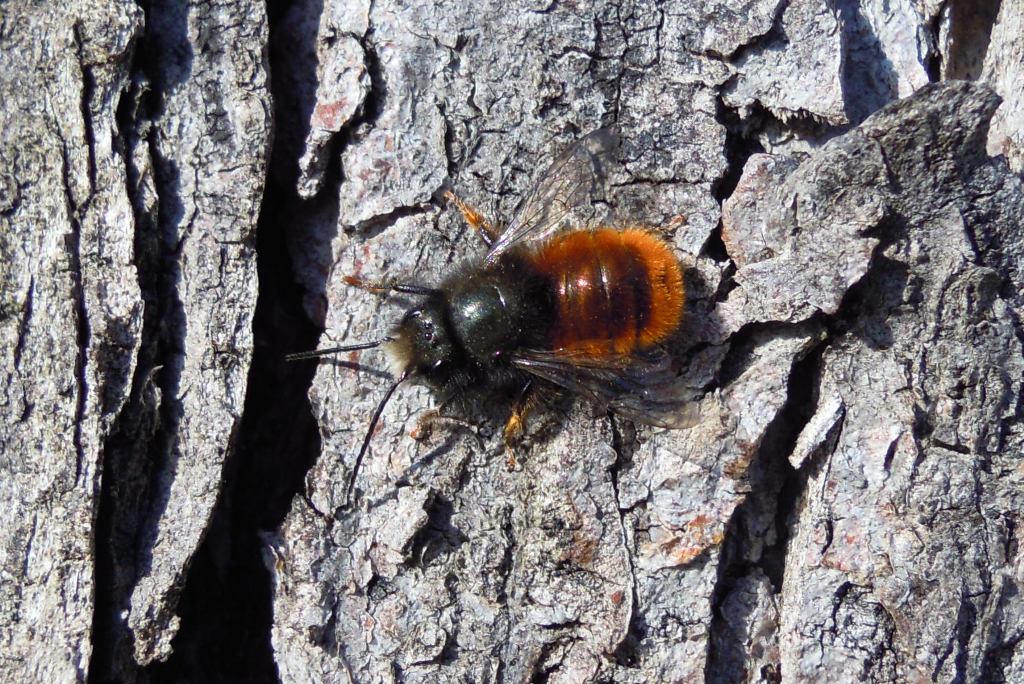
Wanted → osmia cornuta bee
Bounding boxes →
[288,128,692,504]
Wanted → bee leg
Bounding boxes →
[342,275,437,296]
[413,408,477,440]
[444,191,498,246]
[503,382,539,469]
[412,402,483,448]
[666,213,688,229]
[411,408,442,441]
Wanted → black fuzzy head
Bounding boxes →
[386,298,463,387]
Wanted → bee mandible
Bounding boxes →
[288,128,691,504]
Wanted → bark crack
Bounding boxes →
[703,0,790,61]
[705,331,827,679]
[57,132,92,488]
[12,276,34,370]
[89,1,193,674]
[72,22,99,198]
[142,0,341,676]
[607,416,643,666]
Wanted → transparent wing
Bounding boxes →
[511,347,700,429]
[485,127,619,264]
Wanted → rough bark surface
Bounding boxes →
[1,0,267,680]
[0,0,1021,683]
[1,3,143,680]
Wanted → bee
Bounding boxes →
[288,128,692,504]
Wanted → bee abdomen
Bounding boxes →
[534,229,684,355]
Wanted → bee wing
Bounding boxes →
[511,347,701,429]
[485,127,619,265]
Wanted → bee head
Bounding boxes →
[386,299,460,385]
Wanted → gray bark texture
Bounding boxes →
[0,0,1021,682]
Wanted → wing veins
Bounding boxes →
[486,128,618,263]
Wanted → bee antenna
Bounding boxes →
[284,337,393,362]
[346,367,412,506]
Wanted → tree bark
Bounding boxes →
[0,0,267,679]
[0,0,1021,682]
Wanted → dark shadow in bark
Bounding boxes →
[836,0,901,126]
[144,0,326,681]
[705,327,826,682]
[90,0,194,678]
[944,0,1002,81]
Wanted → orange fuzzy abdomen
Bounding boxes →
[531,228,685,356]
